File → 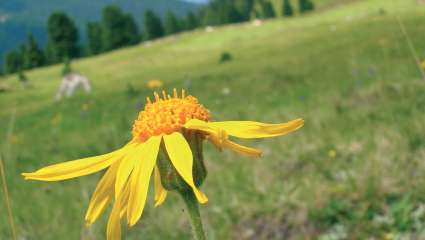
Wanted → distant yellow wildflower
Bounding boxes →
[23,89,303,240]
[147,79,163,89]
[421,60,425,70]
[51,113,62,127]
[328,149,337,158]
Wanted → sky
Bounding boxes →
[183,0,208,3]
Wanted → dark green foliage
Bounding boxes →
[309,198,354,227]
[203,0,244,25]
[299,0,315,13]
[283,0,294,16]
[23,33,45,69]
[219,51,232,63]
[86,22,103,55]
[62,57,72,76]
[260,1,276,19]
[46,11,79,64]
[164,11,181,35]
[185,11,199,30]
[144,10,164,40]
[18,69,27,82]
[102,5,140,51]
[126,83,139,98]
[234,0,254,21]
[4,50,23,74]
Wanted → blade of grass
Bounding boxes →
[394,15,425,80]
[0,153,17,240]
[0,109,17,240]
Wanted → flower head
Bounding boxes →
[147,79,163,89]
[22,89,304,240]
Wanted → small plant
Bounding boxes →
[62,57,72,76]
[126,83,139,98]
[219,51,233,63]
[18,69,31,89]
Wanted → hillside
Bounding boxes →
[0,0,201,67]
[1,0,425,239]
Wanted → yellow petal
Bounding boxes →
[127,136,161,226]
[106,181,131,240]
[163,132,208,204]
[22,144,131,181]
[184,119,217,135]
[115,144,144,199]
[154,166,167,207]
[119,181,131,219]
[85,161,120,226]
[208,118,304,139]
[222,139,262,157]
[107,198,122,240]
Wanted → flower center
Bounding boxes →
[132,89,210,142]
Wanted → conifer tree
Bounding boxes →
[102,5,140,51]
[261,1,276,19]
[144,10,164,40]
[23,33,45,69]
[86,22,103,55]
[299,0,314,13]
[46,11,79,63]
[164,11,181,35]
[185,11,199,30]
[4,50,23,74]
[283,0,294,16]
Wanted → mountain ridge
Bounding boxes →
[0,0,201,68]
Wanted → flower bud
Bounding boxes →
[157,130,207,192]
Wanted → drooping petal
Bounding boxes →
[163,132,208,204]
[22,144,132,181]
[222,138,262,157]
[106,181,131,240]
[115,144,144,199]
[107,197,122,240]
[154,166,167,207]
[85,161,120,226]
[207,118,304,139]
[127,136,161,226]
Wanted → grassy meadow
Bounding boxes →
[1,0,425,239]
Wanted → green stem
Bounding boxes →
[179,190,206,240]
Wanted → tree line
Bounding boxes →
[2,0,314,75]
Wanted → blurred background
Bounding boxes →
[1,0,425,239]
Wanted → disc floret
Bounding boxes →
[132,89,210,142]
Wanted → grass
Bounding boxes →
[1,0,425,239]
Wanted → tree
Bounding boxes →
[185,11,199,30]
[23,33,45,69]
[4,50,23,74]
[144,10,164,40]
[283,0,294,16]
[46,11,79,63]
[164,11,181,35]
[102,5,140,51]
[299,0,314,13]
[261,1,276,19]
[61,57,72,76]
[86,22,103,55]
[234,0,254,21]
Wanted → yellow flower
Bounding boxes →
[22,89,303,240]
[328,149,337,158]
[421,60,425,70]
[147,79,163,89]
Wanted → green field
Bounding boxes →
[1,0,425,239]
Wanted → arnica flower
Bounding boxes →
[22,89,304,240]
[147,79,163,89]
